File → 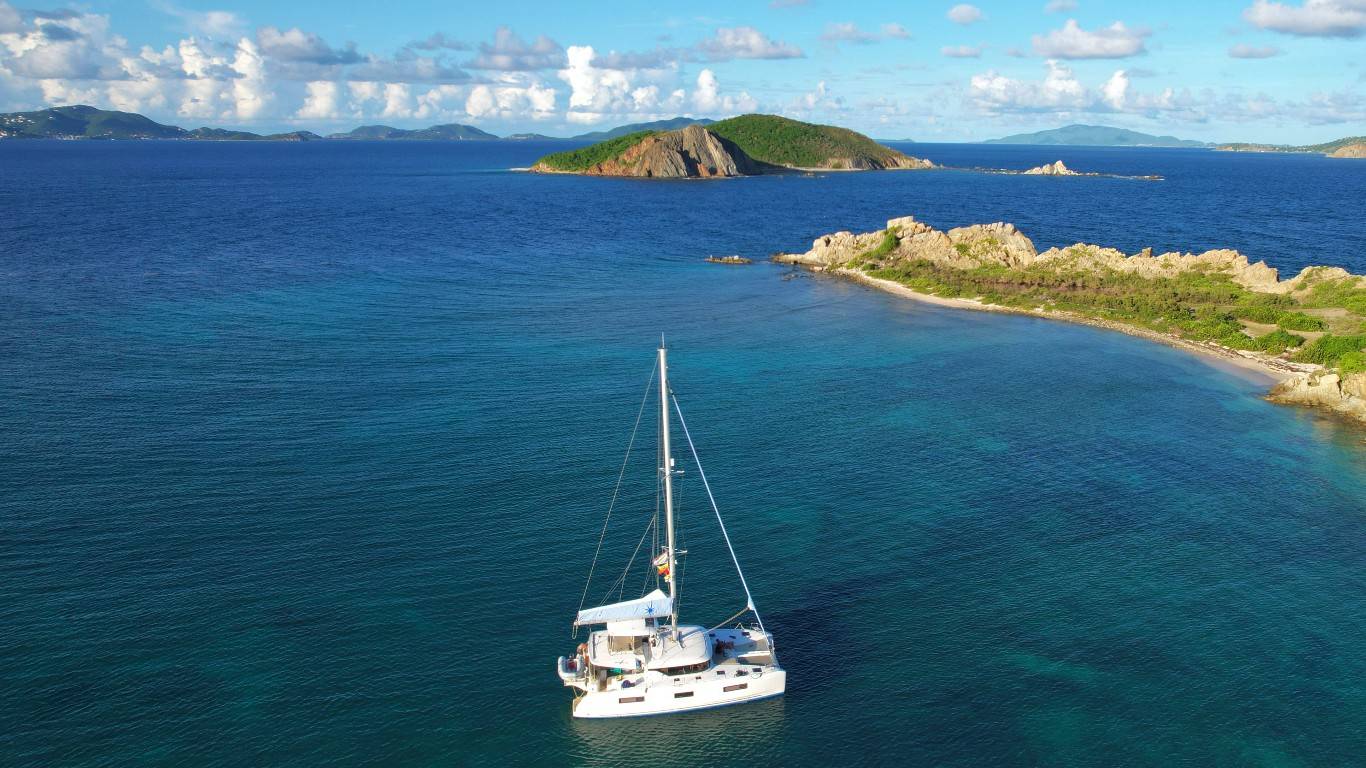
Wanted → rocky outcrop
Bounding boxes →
[534,125,758,178]
[1269,371,1366,422]
[1023,160,1080,176]
[1329,142,1366,159]
[774,213,1366,426]
[778,213,1366,295]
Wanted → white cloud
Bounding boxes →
[822,22,880,44]
[942,45,985,58]
[1229,43,1284,57]
[970,59,1089,111]
[0,1,24,34]
[1033,19,1151,58]
[695,26,803,60]
[468,27,564,70]
[296,80,340,119]
[156,4,245,40]
[948,4,985,24]
[1100,69,1128,109]
[821,22,911,45]
[382,83,412,118]
[1045,0,1078,12]
[692,68,757,114]
[257,26,360,65]
[462,81,556,120]
[229,38,268,118]
[1243,0,1366,37]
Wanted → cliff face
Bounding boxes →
[1330,143,1366,159]
[532,125,758,178]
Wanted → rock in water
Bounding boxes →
[1023,160,1081,176]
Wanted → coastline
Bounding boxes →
[831,267,1307,385]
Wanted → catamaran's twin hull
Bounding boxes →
[572,668,786,718]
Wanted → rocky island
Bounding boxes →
[530,114,934,178]
[1023,160,1082,176]
[775,216,1366,425]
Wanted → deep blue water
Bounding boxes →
[2,140,1365,767]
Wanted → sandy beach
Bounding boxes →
[834,268,1312,386]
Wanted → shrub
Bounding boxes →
[1248,328,1305,355]
[1276,312,1326,331]
[1292,334,1366,368]
[535,131,656,171]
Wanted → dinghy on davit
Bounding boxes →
[555,341,785,718]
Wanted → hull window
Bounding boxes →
[618,696,644,703]
[723,683,748,692]
[674,691,695,698]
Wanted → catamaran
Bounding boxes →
[555,341,786,718]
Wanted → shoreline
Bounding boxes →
[832,267,1311,385]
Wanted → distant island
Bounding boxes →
[1216,136,1366,158]
[775,215,1366,424]
[529,115,934,178]
[328,123,498,140]
[985,124,1209,148]
[0,105,727,143]
[0,106,327,141]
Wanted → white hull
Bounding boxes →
[573,667,785,718]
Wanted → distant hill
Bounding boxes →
[505,133,562,141]
[570,117,714,143]
[328,123,498,140]
[187,127,322,141]
[985,124,1208,148]
[1217,136,1366,156]
[0,106,330,140]
[532,114,934,177]
[0,105,189,139]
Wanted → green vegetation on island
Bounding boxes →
[533,130,660,172]
[706,114,919,169]
[530,114,934,177]
[1216,136,1366,156]
[777,215,1366,422]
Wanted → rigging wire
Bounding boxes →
[671,393,768,637]
[574,356,658,636]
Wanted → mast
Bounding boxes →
[658,339,678,639]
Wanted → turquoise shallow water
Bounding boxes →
[2,141,1365,767]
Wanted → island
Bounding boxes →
[985,124,1208,148]
[529,115,935,178]
[1216,135,1366,158]
[774,215,1366,424]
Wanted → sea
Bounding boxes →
[2,139,1364,767]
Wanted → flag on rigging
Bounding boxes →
[653,551,671,582]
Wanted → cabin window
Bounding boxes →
[660,662,709,676]
[674,691,694,698]
[618,696,644,703]
[608,636,641,653]
[724,683,748,692]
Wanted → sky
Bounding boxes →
[0,0,1362,142]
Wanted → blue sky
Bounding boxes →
[0,0,1362,141]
